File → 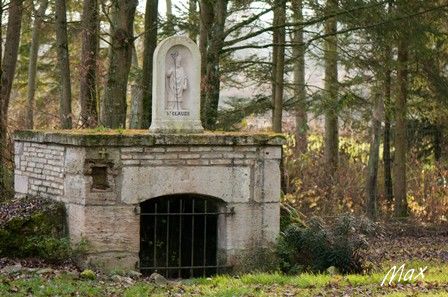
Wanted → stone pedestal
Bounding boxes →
[13,130,284,272]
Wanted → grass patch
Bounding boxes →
[0,261,446,296]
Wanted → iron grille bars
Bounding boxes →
[139,195,232,278]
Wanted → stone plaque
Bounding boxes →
[149,36,204,133]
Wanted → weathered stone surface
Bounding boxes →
[85,147,120,163]
[13,130,285,147]
[150,36,203,134]
[223,203,263,250]
[121,166,251,204]
[81,205,139,253]
[64,147,85,174]
[149,272,168,286]
[14,175,28,194]
[36,268,55,275]
[260,146,282,159]
[64,175,87,204]
[1,264,22,274]
[66,204,85,243]
[84,252,139,272]
[13,130,284,274]
[263,160,281,203]
[262,202,281,245]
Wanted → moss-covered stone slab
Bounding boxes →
[13,130,285,147]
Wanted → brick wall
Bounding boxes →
[120,146,260,167]
[14,142,65,199]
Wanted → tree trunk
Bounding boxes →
[55,0,73,129]
[166,0,175,35]
[292,0,307,152]
[79,0,99,128]
[0,0,24,196]
[367,92,383,219]
[202,0,228,130]
[323,0,339,175]
[142,0,158,129]
[393,30,409,217]
[383,44,393,204]
[101,0,137,128]
[271,0,278,129]
[188,0,198,41]
[25,0,48,129]
[199,0,213,123]
[272,0,286,133]
[129,46,143,128]
[433,125,442,161]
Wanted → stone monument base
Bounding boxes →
[13,130,284,274]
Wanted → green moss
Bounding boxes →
[13,129,285,147]
[80,269,96,280]
[0,197,72,261]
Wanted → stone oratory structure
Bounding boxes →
[13,36,284,277]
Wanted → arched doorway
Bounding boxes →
[139,194,226,278]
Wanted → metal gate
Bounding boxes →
[139,195,232,278]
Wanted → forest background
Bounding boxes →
[0,0,447,223]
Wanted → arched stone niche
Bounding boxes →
[150,36,203,133]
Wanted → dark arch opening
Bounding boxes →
[139,194,225,278]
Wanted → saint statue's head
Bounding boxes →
[171,51,182,68]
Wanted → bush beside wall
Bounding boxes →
[0,196,73,262]
[277,214,377,274]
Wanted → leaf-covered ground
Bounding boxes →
[1,231,447,297]
[0,260,447,296]
[1,200,447,297]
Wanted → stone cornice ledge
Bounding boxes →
[13,130,285,147]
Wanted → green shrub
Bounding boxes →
[280,202,306,231]
[0,196,80,262]
[277,214,377,274]
[22,236,73,262]
[0,165,14,202]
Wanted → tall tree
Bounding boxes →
[271,0,278,130]
[79,0,99,128]
[366,90,383,219]
[55,0,73,129]
[0,0,24,195]
[25,0,49,129]
[383,43,393,204]
[272,0,286,133]
[323,0,339,174]
[165,0,175,35]
[394,9,409,217]
[129,46,143,128]
[101,0,138,128]
[188,0,198,41]
[201,0,228,130]
[292,0,307,152]
[199,0,213,122]
[382,0,394,205]
[142,0,158,128]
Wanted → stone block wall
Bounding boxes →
[13,131,284,273]
[14,142,65,200]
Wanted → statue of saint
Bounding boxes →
[166,52,188,110]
